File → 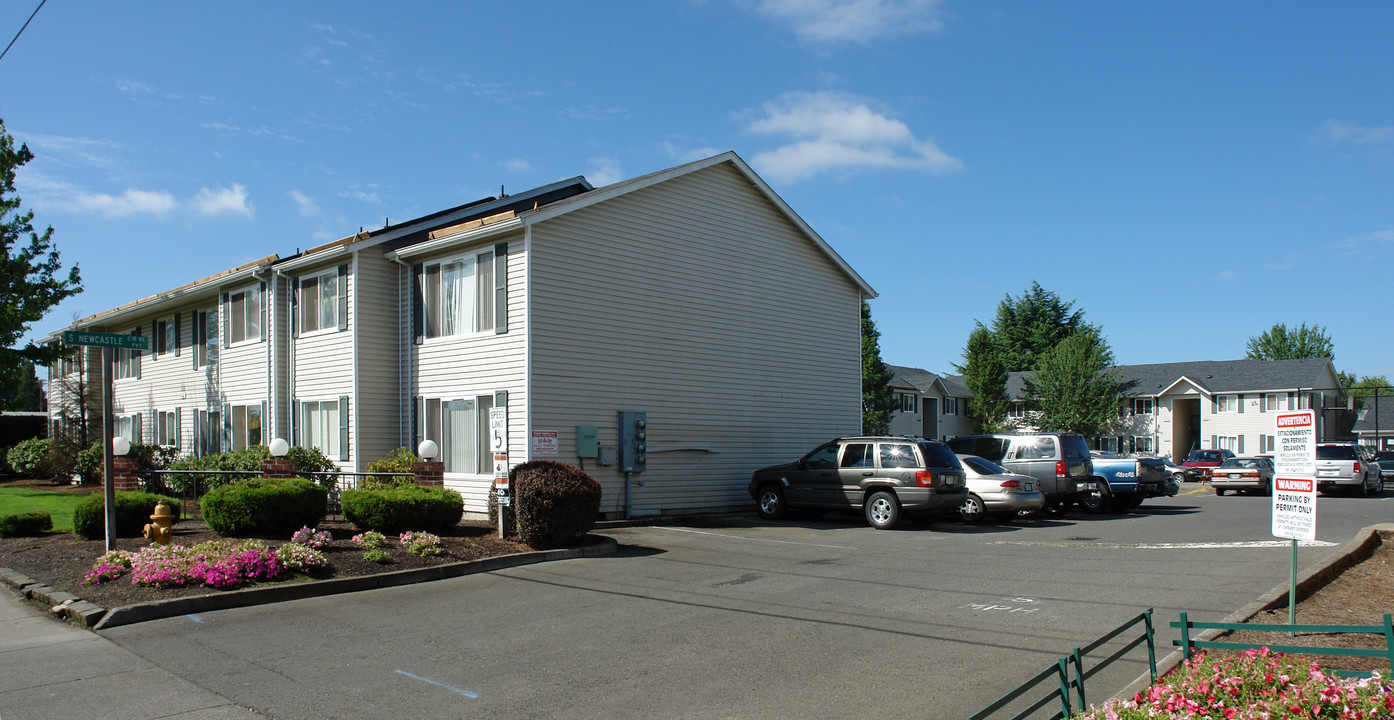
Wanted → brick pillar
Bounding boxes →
[413,460,444,487]
[110,456,140,492]
[262,457,298,479]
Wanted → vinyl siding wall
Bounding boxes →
[291,260,355,468]
[411,230,527,512]
[529,162,862,516]
[353,250,403,468]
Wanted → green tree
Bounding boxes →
[991,281,1096,372]
[0,117,82,375]
[0,360,43,410]
[957,324,1012,432]
[1023,330,1126,436]
[1337,372,1391,406]
[860,301,896,435]
[1245,322,1333,362]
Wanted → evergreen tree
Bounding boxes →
[0,117,83,376]
[1245,322,1333,362]
[992,281,1096,371]
[860,301,896,435]
[0,360,43,410]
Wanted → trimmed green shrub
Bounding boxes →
[363,447,419,489]
[7,438,53,478]
[512,460,602,549]
[200,478,327,538]
[0,510,53,537]
[340,484,463,534]
[72,492,183,540]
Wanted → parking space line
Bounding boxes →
[656,526,856,550]
[993,540,1337,549]
[394,669,478,698]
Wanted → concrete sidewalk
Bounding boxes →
[0,585,263,720]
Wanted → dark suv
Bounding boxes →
[749,437,967,530]
[945,433,1094,514]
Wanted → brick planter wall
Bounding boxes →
[413,460,444,487]
[262,458,298,479]
[110,456,140,492]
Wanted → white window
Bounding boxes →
[1008,403,1027,419]
[229,286,262,344]
[420,393,495,474]
[1216,395,1239,413]
[943,397,958,416]
[194,409,221,456]
[1217,435,1239,451]
[114,341,141,380]
[155,318,177,358]
[1132,398,1153,415]
[1132,436,1153,453]
[301,399,340,458]
[193,310,214,368]
[899,393,917,413]
[230,404,262,451]
[1264,393,1288,412]
[300,269,340,334]
[421,250,495,339]
[115,414,139,443]
[155,410,178,447]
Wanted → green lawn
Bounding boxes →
[0,487,92,533]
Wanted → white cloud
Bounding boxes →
[501,158,532,172]
[340,184,382,205]
[290,190,321,217]
[743,90,963,182]
[660,140,726,164]
[70,189,178,217]
[742,0,945,44]
[193,184,254,217]
[1336,227,1394,250]
[586,157,623,186]
[1323,120,1394,145]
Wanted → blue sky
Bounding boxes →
[3,1,1391,380]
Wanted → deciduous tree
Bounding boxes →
[1245,322,1333,362]
[1024,330,1126,436]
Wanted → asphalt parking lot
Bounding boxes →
[92,485,1391,719]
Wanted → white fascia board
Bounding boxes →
[1159,376,1211,397]
[68,265,268,331]
[386,217,523,262]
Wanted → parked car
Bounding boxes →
[1210,456,1275,496]
[1182,449,1235,481]
[954,454,1046,523]
[748,436,968,529]
[945,433,1094,515]
[1375,451,1394,485]
[1313,442,1383,497]
[1161,458,1193,483]
[1085,453,1169,512]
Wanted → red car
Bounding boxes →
[1183,449,1235,481]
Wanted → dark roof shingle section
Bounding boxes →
[941,358,1336,400]
[1353,395,1394,434]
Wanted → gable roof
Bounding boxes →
[888,365,944,394]
[942,357,1340,401]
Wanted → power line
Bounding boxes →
[0,0,47,64]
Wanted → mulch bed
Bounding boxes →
[1,477,533,610]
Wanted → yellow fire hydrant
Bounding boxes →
[143,500,175,545]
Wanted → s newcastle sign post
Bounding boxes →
[1271,410,1317,626]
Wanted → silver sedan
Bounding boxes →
[956,454,1046,523]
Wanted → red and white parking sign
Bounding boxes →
[1272,410,1317,541]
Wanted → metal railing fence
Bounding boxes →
[1172,612,1394,679]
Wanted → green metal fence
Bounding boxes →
[967,609,1157,720]
[1172,612,1394,678]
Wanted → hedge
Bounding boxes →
[72,492,183,540]
[341,484,463,534]
[0,511,53,537]
[512,460,602,549]
[200,478,327,537]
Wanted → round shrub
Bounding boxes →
[340,484,463,534]
[200,478,327,538]
[363,447,419,489]
[1,511,53,537]
[512,460,602,549]
[7,437,53,478]
[72,492,183,540]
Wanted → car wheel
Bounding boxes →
[1214,488,1226,496]
[1080,482,1112,513]
[756,484,788,520]
[1261,479,1272,497]
[1172,472,1186,484]
[958,493,986,524]
[864,490,901,530]
[1041,499,1071,517]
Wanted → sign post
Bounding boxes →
[489,407,508,538]
[63,331,150,552]
[1271,410,1317,627]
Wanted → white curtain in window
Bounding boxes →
[246,287,261,340]
[319,273,337,329]
[442,261,472,336]
[443,399,474,473]
[475,395,493,474]
[476,251,493,330]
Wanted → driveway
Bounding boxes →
[98,488,1390,719]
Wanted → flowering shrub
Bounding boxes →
[351,530,387,549]
[1073,647,1394,719]
[82,539,322,590]
[399,531,442,556]
[290,526,333,549]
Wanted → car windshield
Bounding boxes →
[1316,445,1357,460]
[918,442,962,469]
[1187,450,1223,462]
[962,456,1007,475]
[1059,435,1090,459]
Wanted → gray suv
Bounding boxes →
[945,433,1095,514]
[1314,442,1383,497]
[749,437,968,530]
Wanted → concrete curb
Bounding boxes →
[2,535,617,631]
[1116,522,1394,700]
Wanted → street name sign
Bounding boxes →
[63,330,149,351]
